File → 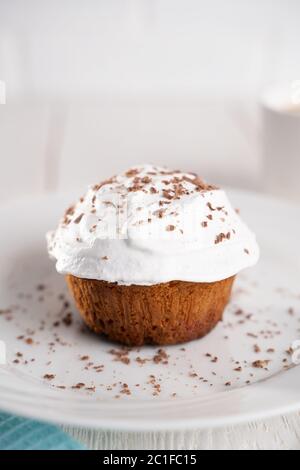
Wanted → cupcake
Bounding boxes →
[47,165,259,346]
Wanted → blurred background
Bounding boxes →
[1,0,300,202]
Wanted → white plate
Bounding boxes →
[0,189,300,431]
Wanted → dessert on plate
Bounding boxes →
[47,165,259,346]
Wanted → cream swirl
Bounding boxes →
[47,165,259,285]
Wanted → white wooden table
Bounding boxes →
[62,413,300,450]
[1,101,299,450]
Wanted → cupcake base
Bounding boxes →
[66,275,235,346]
[66,274,235,346]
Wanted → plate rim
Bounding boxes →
[0,366,299,431]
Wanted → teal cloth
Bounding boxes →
[0,412,84,450]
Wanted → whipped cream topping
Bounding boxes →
[47,165,259,285]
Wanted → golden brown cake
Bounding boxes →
[47,165,259,346]
[66,275,235,346]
